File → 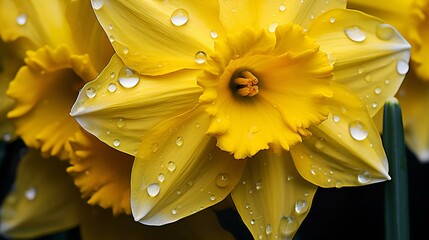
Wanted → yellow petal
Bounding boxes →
[409,0,429,80]
[68,129,134,215]
[132,107,246,225]
[231,147,317,240]
[308,9,411,117]
[71,54,202,156]
[0,150,81,238]
[7,45,98,159]
[291,83,390,188]
[80,205,234,240]
[218,0,346,35]
[0,0,74,48]
[397,71,429,162]
[92,0,223,75]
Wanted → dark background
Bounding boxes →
[1,139,428,240]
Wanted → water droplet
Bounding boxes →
[147,183,160,197]
[295,200,309,214]
[209,195,216,201]
[172,208,178,215]
[255,181,263,190]
[373,87,381,95]
[175,136,183,146]
[385,79,390,85]
[376,24,394,40]
[91,0,104,10]
[396,59,409,75]
[167,161,176,172]
[210,30,219,39]
[344,26,366,42]
[216,173,230,188]
[108,24,113,30]
[194,51,206,64]
[116,118,125,128]
[122,46,129,55]
[250,219,256,225]
[335,180,343,188]
[3,133,12,142]
[113,139,120,147]
[278,216,299,239]
[109,35,115,42]
[364,74,371,82]
[170,9,189,26]
[268,22,279,33]
[107,83,117,93]
[371,102,378,108]
[279,4,286,12]
[357,170,371,184]
[266,224,272,235]
[333,115,340,123]
[158,173,165,182]
[152,143,159,153]
[16,14,27,25]
[329,17,336,23]
[349,121,368,141]
[118,67,140,88]
[25,186,37,201]
[85,87,96,98]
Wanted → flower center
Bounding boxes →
[232,70,259,97]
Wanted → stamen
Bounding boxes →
[233,71,259,97]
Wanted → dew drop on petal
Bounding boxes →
[333,115,340,123]
[266,224,272,235]
[374,87,382,95]
[117,118,125,128]
[357,170,371,184]
[113,139,120,147]
[278,216,299,239]
[118,67,140,88]
[396,59,409,75]
[172,208,178,215]
[16,14,27,25]
[147,183,160,197]
[167,161,176,172]
[344,26,366,42]
[372,102,378,108]
[194,51,207,64]
[209,195,216,201]
[349,120,368,141]
[250,219,256,225]
[210,30,219,39]
[158,173,165,183]
[216,173,230,188]
[376,24,395,40]
[335,180,343,188]
[255,181,263,190]
[122,46,129,55]
[25,186,37,201]
[170,9,189,26]
[329,17,336,23]
[86,87,96,98]
[175,136,183,146]
[107,83,117,92]
[295,200,309,214]
[3,133,12,142]
[279,4,286,12]
[91,0,104,10]
[268,22,279,33]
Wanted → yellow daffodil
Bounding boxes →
[348,0,429,162]
[71,0,410,239]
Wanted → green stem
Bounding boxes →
[383,97,409,240]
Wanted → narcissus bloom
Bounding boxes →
[72,0,410,239]
[348,0,429,162]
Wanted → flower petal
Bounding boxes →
[131,107,246,225]
[308,9,411,117]
[80,205,234,240]
[0,150,81,238]
[92,0,223,75]
[7,45,97,159]
[68,129,134,215]
[397,72,429,162]
[291,83,390,188]
[231,147,317,240]
[71,54,202,156]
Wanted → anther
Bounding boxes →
[233,71,259,97]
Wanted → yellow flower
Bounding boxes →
[72,1,410,239]
[348,0,429,162]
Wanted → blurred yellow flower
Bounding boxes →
[72,1,410,239]
[348,0,429,162]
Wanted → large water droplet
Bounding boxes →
[295,200,309,214]
[396,59,409,75]
[175,136,183,146]
[113,139,121,147]
[194,51,207,64]
[357,170,371,184]
[91,0,104,10]
[118,67,140,88]
[16,14,27,25]
[107,83,117,92]
[86,87,96,98]
[268,22,279,33]
[25,186,37,201]
[344,26,366,42]
[349,121,368,141]
[170,9,189,26]
[376,24,394,40]
[333,115,340,123]
[167,161,176,172]
[266,224,272,235]
[278,216,299,239]
[147,183,160,197]
[216,173,230,188]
